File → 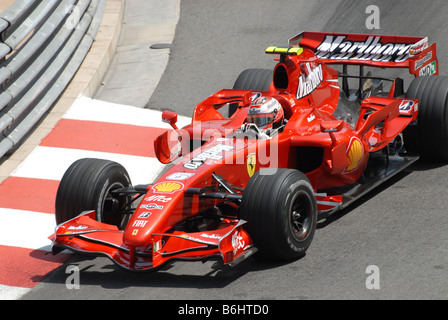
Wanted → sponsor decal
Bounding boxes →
[153,240,163,252]
[289,98,296,107]
[144,195,172,203]
[346,137,364,172]
[166,172,194,180]
[140,203,163,210]
[179,233,220,246]
[246,153,256,177]
[67,225,89,230]
[307,113,316,122]
[414,51,432,70]
[132,220,148,228]
[183,144,235,170]
[398,100,417,116]
[151,181,184,194]
[316,35,412,63]
[231,231,245,254]
[132,229,138,236]
[419,60,437,76]
[138,212,152,218]
[297,63,323,99]
[200,233,221,240]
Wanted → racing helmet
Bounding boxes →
[247,96,284,129]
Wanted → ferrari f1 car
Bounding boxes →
[52,32,448,271]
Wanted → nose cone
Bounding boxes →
[123,181,186,247]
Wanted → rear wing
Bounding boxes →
[289,31,438,77]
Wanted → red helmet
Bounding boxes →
[247,96,284,129]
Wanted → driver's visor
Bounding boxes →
[247,113,275,128]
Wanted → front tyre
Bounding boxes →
[404,76,448,161]
[55,158,132,230]
[240,169,317,261]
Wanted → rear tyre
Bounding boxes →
[233,68,273,91]
[230,68,272,116]
[55,158,132,230]
[240,169,317,261]
[404,76,448,161]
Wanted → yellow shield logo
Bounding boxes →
[246,153,256,177]
[152,181,184,194]
[346,138,363,172]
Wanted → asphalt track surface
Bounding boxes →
[22,0,448,300]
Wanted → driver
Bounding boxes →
[247,96,284,132]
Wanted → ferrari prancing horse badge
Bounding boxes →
[246,153,256,177]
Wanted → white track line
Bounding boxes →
[11,146,164,185]
[0,209,55,250]
[63,95,192,128]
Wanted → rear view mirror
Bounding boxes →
[155,111,183,164]
[162,110,179,131]
[320,120,344,146]
[154,130,182,164]
[320,120,344,133]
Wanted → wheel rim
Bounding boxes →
[98,181,129,229]
[290,190,313,242]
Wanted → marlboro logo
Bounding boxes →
[183,144,235,170]
[316,35,413,63]
[297,63,323,99]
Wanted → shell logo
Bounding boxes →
[346,138,364,172]
[151,181,184,194]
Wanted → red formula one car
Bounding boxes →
[52,32,448,271]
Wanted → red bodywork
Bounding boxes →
[53,32,438,271]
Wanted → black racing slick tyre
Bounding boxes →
[55,158,132,230]
[230,68,273,116]
[240,169,317,261]
[404,76,448,161]
[233,68,273,92]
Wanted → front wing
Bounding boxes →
[52,211,255,272]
